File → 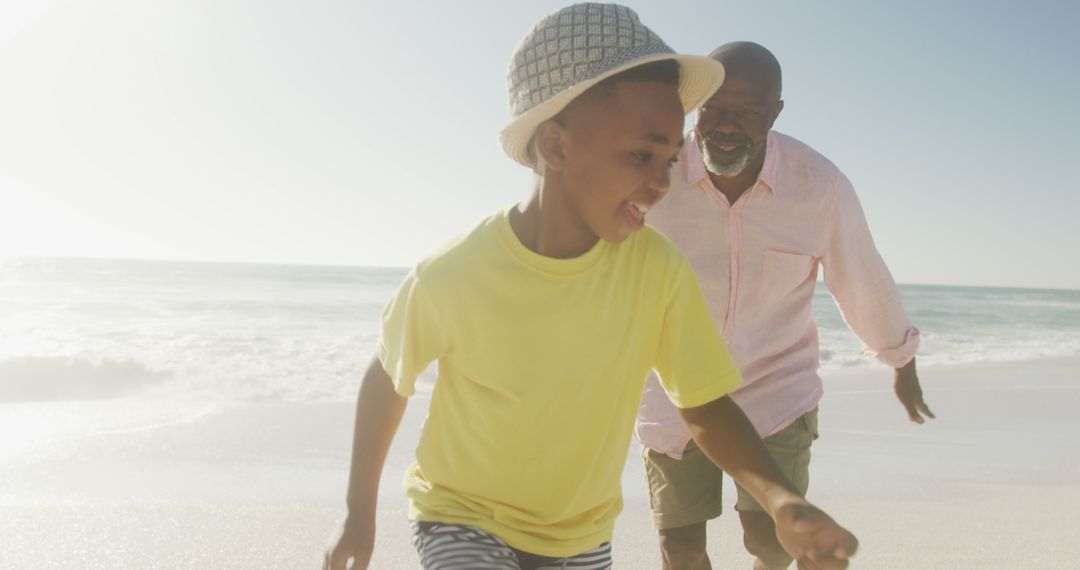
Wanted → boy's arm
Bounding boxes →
[680,395,858,569]
[324,357,408,570]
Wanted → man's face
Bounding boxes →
[556,80,685,244]
[694,73,781,178]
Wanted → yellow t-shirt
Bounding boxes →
[378,207,742,557]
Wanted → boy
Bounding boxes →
[325,4,857,569]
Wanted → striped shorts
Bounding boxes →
[410,522,612,570]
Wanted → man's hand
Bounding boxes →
[324,516,375,570]
[893,357,935,424]
[774,500,858,570]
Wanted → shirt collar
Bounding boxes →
[684,130,780,195]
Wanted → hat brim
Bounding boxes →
[499,54,724,168]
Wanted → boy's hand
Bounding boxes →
[773,501,858,569]
[327,359,406,569]
[894,357,935,424]
[324,516,375,570]
[680,396,856,566]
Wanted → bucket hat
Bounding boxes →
[500,3,725,167]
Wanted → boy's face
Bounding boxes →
[553,80,685,244]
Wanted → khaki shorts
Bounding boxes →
[641,408,819,530]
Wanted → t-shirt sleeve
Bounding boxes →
[377,270,449,397]
[653,263,743,409]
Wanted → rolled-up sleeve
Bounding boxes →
[821,173,919,369]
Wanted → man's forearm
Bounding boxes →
[678,395,803,518]
[345,357,409,518]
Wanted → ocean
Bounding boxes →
[1,256,1078,406]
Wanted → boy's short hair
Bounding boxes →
[525,60,681,171]
[580,59,681,103]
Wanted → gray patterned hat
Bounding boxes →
[500,3,725,167]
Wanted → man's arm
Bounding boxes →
[680,396,858,569]
[821,175,933,424]
[324,357,408,570]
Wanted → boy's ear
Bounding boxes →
[533,120,567,172]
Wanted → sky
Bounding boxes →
[1,0,1078,289]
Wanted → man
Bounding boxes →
[635,41,933,570]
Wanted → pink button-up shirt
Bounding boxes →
[636,130,919,458]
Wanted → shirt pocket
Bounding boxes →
[757,250,816,304]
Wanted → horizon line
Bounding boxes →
[2,253,1077,293]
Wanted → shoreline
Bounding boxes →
[1,355,1078,568]
[823,352,1080,377]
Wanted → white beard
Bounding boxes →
[701,144,753,177]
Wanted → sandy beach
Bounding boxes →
[2,357,1079,569]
